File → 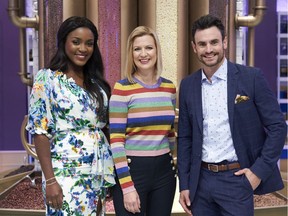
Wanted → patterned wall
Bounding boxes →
[156,0,178,86]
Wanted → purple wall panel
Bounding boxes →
[255,1,277,95]
[0,1,27,151]
[98,0,121,89]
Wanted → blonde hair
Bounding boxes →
[124,26,163,83]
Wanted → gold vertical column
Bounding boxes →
[87,0,99,27]
[248,0,255,66]
[120,0,138,77]
[177,0,189,87]
[138,0,156,29]
[190,0,209,74]
[228,1,237,62]
[38,0,44,69]
[63,0,86,20]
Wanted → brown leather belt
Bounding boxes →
[201,161,240,172]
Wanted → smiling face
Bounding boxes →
[132,35,157,73]
[65,27,94,71]
[192,26,227,74]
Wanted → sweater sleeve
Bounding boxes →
[109,82,136,194]
[168,83,177,152]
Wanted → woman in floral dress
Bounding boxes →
[26,16,115,216]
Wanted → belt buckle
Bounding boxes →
[208,164,219,172]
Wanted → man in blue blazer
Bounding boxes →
[177,14,287,216]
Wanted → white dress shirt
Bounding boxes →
[201,59,238,163]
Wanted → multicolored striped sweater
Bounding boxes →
[109,77,176,194]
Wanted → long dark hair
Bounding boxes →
[49,16,111,118]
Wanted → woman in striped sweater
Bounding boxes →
[109,26,177,216]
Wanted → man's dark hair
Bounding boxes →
[192,14,225,43]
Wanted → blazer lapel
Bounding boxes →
[227,61,239,134]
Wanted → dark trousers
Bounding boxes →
[112,153,176,216]
[192,166,254,216]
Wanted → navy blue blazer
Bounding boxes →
[177,61,287,201]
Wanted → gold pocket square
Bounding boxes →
[235,94,250,104]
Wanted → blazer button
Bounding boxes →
[127,158,132,163]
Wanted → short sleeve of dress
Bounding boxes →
[26,69,55,139]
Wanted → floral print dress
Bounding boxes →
[26,69,115,216]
